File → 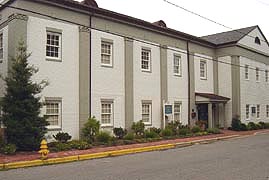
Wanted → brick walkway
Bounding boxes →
[1,129,268,164]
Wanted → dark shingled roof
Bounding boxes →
[201,26,257,45]
[195,93,230,101]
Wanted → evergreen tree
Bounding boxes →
[0,41,48,151]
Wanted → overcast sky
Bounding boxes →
[76,0,269,38]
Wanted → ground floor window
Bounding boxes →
[257,105,260,118]
[101,100,113,126]
[174,102,181,122]
[267,105,269,118]
[142,101,152,124]
[45,98,62,127]
[246,104,250,119]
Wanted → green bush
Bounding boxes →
[0,144,16,155]
[178,128,191,136]
[113,127,127,139]
[206,128,221,134]
[167,121,182,135]
[82,117,100,143]
[53,132,72,143]
[231,116,241,131]
[258,122,266,129]
[123,133,135,140]
[240,123,248,131]
[265,123,269,129]
[247,122,258,130]
[131,120,145,136]
[149,127,162,135]
[144,130,159,139]
[0,135,4,148]
[160,128,173,137]
[96,131,111,144]
[68,140,91,150]
[191,126,202,133]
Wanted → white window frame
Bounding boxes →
[246,104,250,120]
[245,65,249,80]
[142,101,152,125]
[265,70,268,82]
[141,48,151,72]
[101,100,114,127]
[265,104,269,118]
[173,102,181,122]
[0,32,3,62]
[257,104,260,118]
[256,67,260,82]
[45,98,62,129]
[200,59,207,79]
[173,54,182,76]
[46,31,62,61]
[101,40,113,67]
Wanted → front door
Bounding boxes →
[197,104,208,128]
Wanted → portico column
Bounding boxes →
[208,103,213,128]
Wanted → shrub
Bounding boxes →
[68,140,91,150]
[54,142,72,152]
[0,144,16,155]
[82,117,100,143]
[96,131,111,144]
[231,115,241,131]
[53,132,72,143]
[167,121,182,135]
[178,128,191,136]
[123,133,135,140]
[191,126,202,133]
[0,135,4,148]
[113,127,127,139]
[265,123,269,129]
[247,122,258,130]
[206,128,221,134]
[160,128,173,137]
[131,120,145,136]
[144,130,159,139]
[258,122,266,129]
[149,127,162,135]
[240,123,248,131]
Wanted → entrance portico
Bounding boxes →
[195,93,230,128]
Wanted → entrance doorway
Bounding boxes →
[197,104,208,128]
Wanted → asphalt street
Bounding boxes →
[1,133,269,180]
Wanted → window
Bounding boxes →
[174,102,181,122]
[101,100,113,126]
[141,49,151,71]
[246,104,250,119]
[266,105,269,117]
[45,99,61,127]
[46,31,61,60]
[255,37,261,45]
[245,65,249,80]
[265,70,268,82]
[256,67,260,81]
[173,55,181,76]
[0,33,3,61]
[142,102,152,124]
[257,105,260,118]
[200,60,207,79]
[101,41,113,66]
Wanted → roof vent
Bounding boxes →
[81,0,98,8]
[152,20,167,28]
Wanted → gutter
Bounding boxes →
[89,14,92,117]
[187,41,191,126]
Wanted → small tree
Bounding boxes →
[82,116,100,143]
[0,41,48,151]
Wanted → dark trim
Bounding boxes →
[89,15,92,117]
[187,41,190,126]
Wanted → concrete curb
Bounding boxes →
[0,134,241,170]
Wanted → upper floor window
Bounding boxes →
[46,31,61,60]
[200,60,207,79]
[0,33,3,61]
[255,37,261,45]
[265,70,268,82]
[45,98,62,128]
[256,67,260,81]
[101,100,113,126]
[245,65,249,80]
[142,101,152,124]
[173,54,182,76]
[141,49,151,72]
[101,41,113,67]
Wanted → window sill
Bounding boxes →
[101,124,113,128]
[200,77,207,80]
[0,59,2,63]
[47,126,62,131]
[142,69,152,73]
[101,64,113,68]
[46,57,62,62]
[174,74,182,77]
[143,122,152,126]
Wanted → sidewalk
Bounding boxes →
[0,129,268,169]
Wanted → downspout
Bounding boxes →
[187,41,191,126]
[89,15,92,117]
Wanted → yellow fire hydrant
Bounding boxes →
[38,139,49,160]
